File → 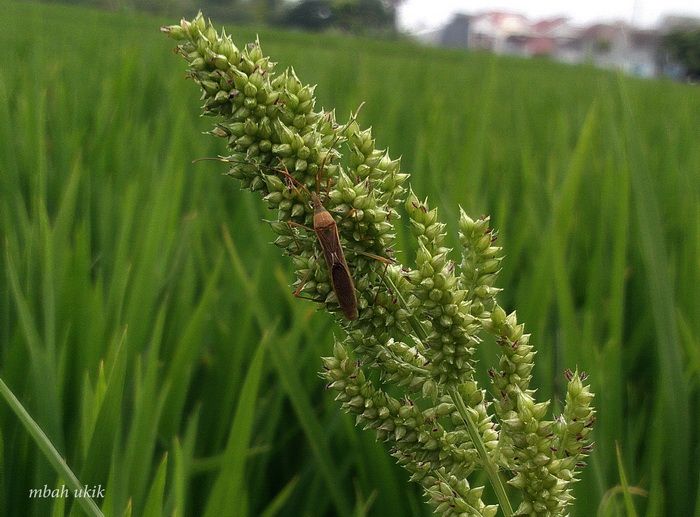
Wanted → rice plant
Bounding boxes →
[0,1,698,515]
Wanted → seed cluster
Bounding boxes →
[164,14,596,516]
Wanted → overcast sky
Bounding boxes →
[397,0,700,32]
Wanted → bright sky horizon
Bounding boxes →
[397,0,700,32]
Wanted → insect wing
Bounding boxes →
[331,261,358,320]
[315,224,340,270]
[314,224,358,320]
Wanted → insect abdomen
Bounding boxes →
[331,262,358,320]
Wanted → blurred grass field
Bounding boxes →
[1,1,699,516]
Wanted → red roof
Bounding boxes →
[525,37,556,55]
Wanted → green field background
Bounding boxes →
[1,1,699,515]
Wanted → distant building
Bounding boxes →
[434,11,671,78]
[468,12,530,53]
[576,23,660,77]
[440,14,471,48]
[509,17,577,57]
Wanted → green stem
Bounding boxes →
[448,386,514,517]
[0,377,104,517]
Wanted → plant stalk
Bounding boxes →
[448,385,514,517]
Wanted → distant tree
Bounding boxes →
[662,29,700,80]
[282,0,335,30]
[333,0,395,32]
[280,0,402,33]
[249,0,285,24]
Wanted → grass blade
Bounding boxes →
[203,329,270,517]
[0,376,103,517]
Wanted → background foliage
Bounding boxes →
[45,0,402,33]
[1,1,699,516]
[662,28,700,79]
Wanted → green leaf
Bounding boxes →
[203,330,270,517]
[615,443,638,517]
[0,377,103,517]
[142,454,168,517]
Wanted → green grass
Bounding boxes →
[1,1,699,515]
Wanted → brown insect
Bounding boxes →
[308,191,358,320]
[199,151,360,320]
[279,162,359,321]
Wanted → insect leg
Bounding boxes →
[292,268,312,298]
